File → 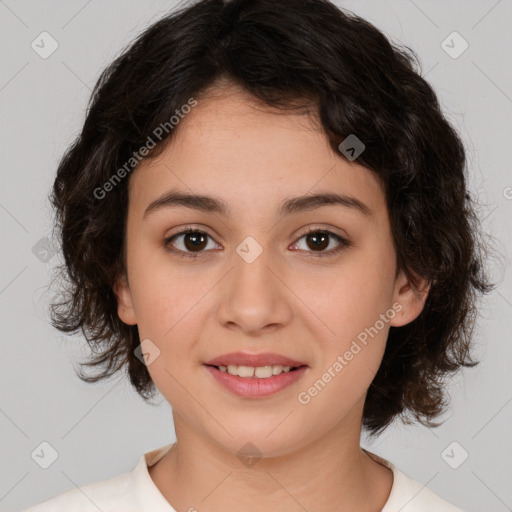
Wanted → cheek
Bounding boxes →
[291,253,394,394]
[126,238,202,327]
[132,274,208,407]
[295,255,394,341]
[133,278,204,350]
[125,256,203,373]
[296,293,390,424]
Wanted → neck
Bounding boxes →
[148,415,393,512]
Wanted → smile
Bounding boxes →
[204,364,308,398]
[214,363,301,378]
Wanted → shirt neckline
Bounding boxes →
[132,444,177,511]
[361,447,404,511]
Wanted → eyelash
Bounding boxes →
[164,225,352,259]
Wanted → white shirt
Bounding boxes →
[22,444,465,512]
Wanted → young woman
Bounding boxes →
[23,0,495,510]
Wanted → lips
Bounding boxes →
[205,364,309,398]
[204,351,307,368]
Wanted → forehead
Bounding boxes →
[128,85,386,222]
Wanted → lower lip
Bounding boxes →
[204,365,308,398]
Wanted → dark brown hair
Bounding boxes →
[48,0,499,437]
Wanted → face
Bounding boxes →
[114,83,428,457]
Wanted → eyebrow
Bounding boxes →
[143,188,373,219]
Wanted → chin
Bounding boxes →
[210,429,308,462]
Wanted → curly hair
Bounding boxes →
[48,0,498,437]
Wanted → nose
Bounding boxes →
[216,243,293,335]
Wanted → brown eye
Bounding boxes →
[305,232,330,251]
[293,229,351,257]
[164,229,217,258]
[182,231,208,251]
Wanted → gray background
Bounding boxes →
[1,1,511,511]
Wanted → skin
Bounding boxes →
[114,81,430,512]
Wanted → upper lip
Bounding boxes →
[204,352,307,368]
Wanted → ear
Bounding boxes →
[389,268,431,327]
[113,273,137,325]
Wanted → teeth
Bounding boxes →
[218,364,295,378]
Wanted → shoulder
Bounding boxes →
[390,470,464,512]
[363,448,465,512]
[388,469,465,512]
[21,468,136,512]
[21,445,175,512]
